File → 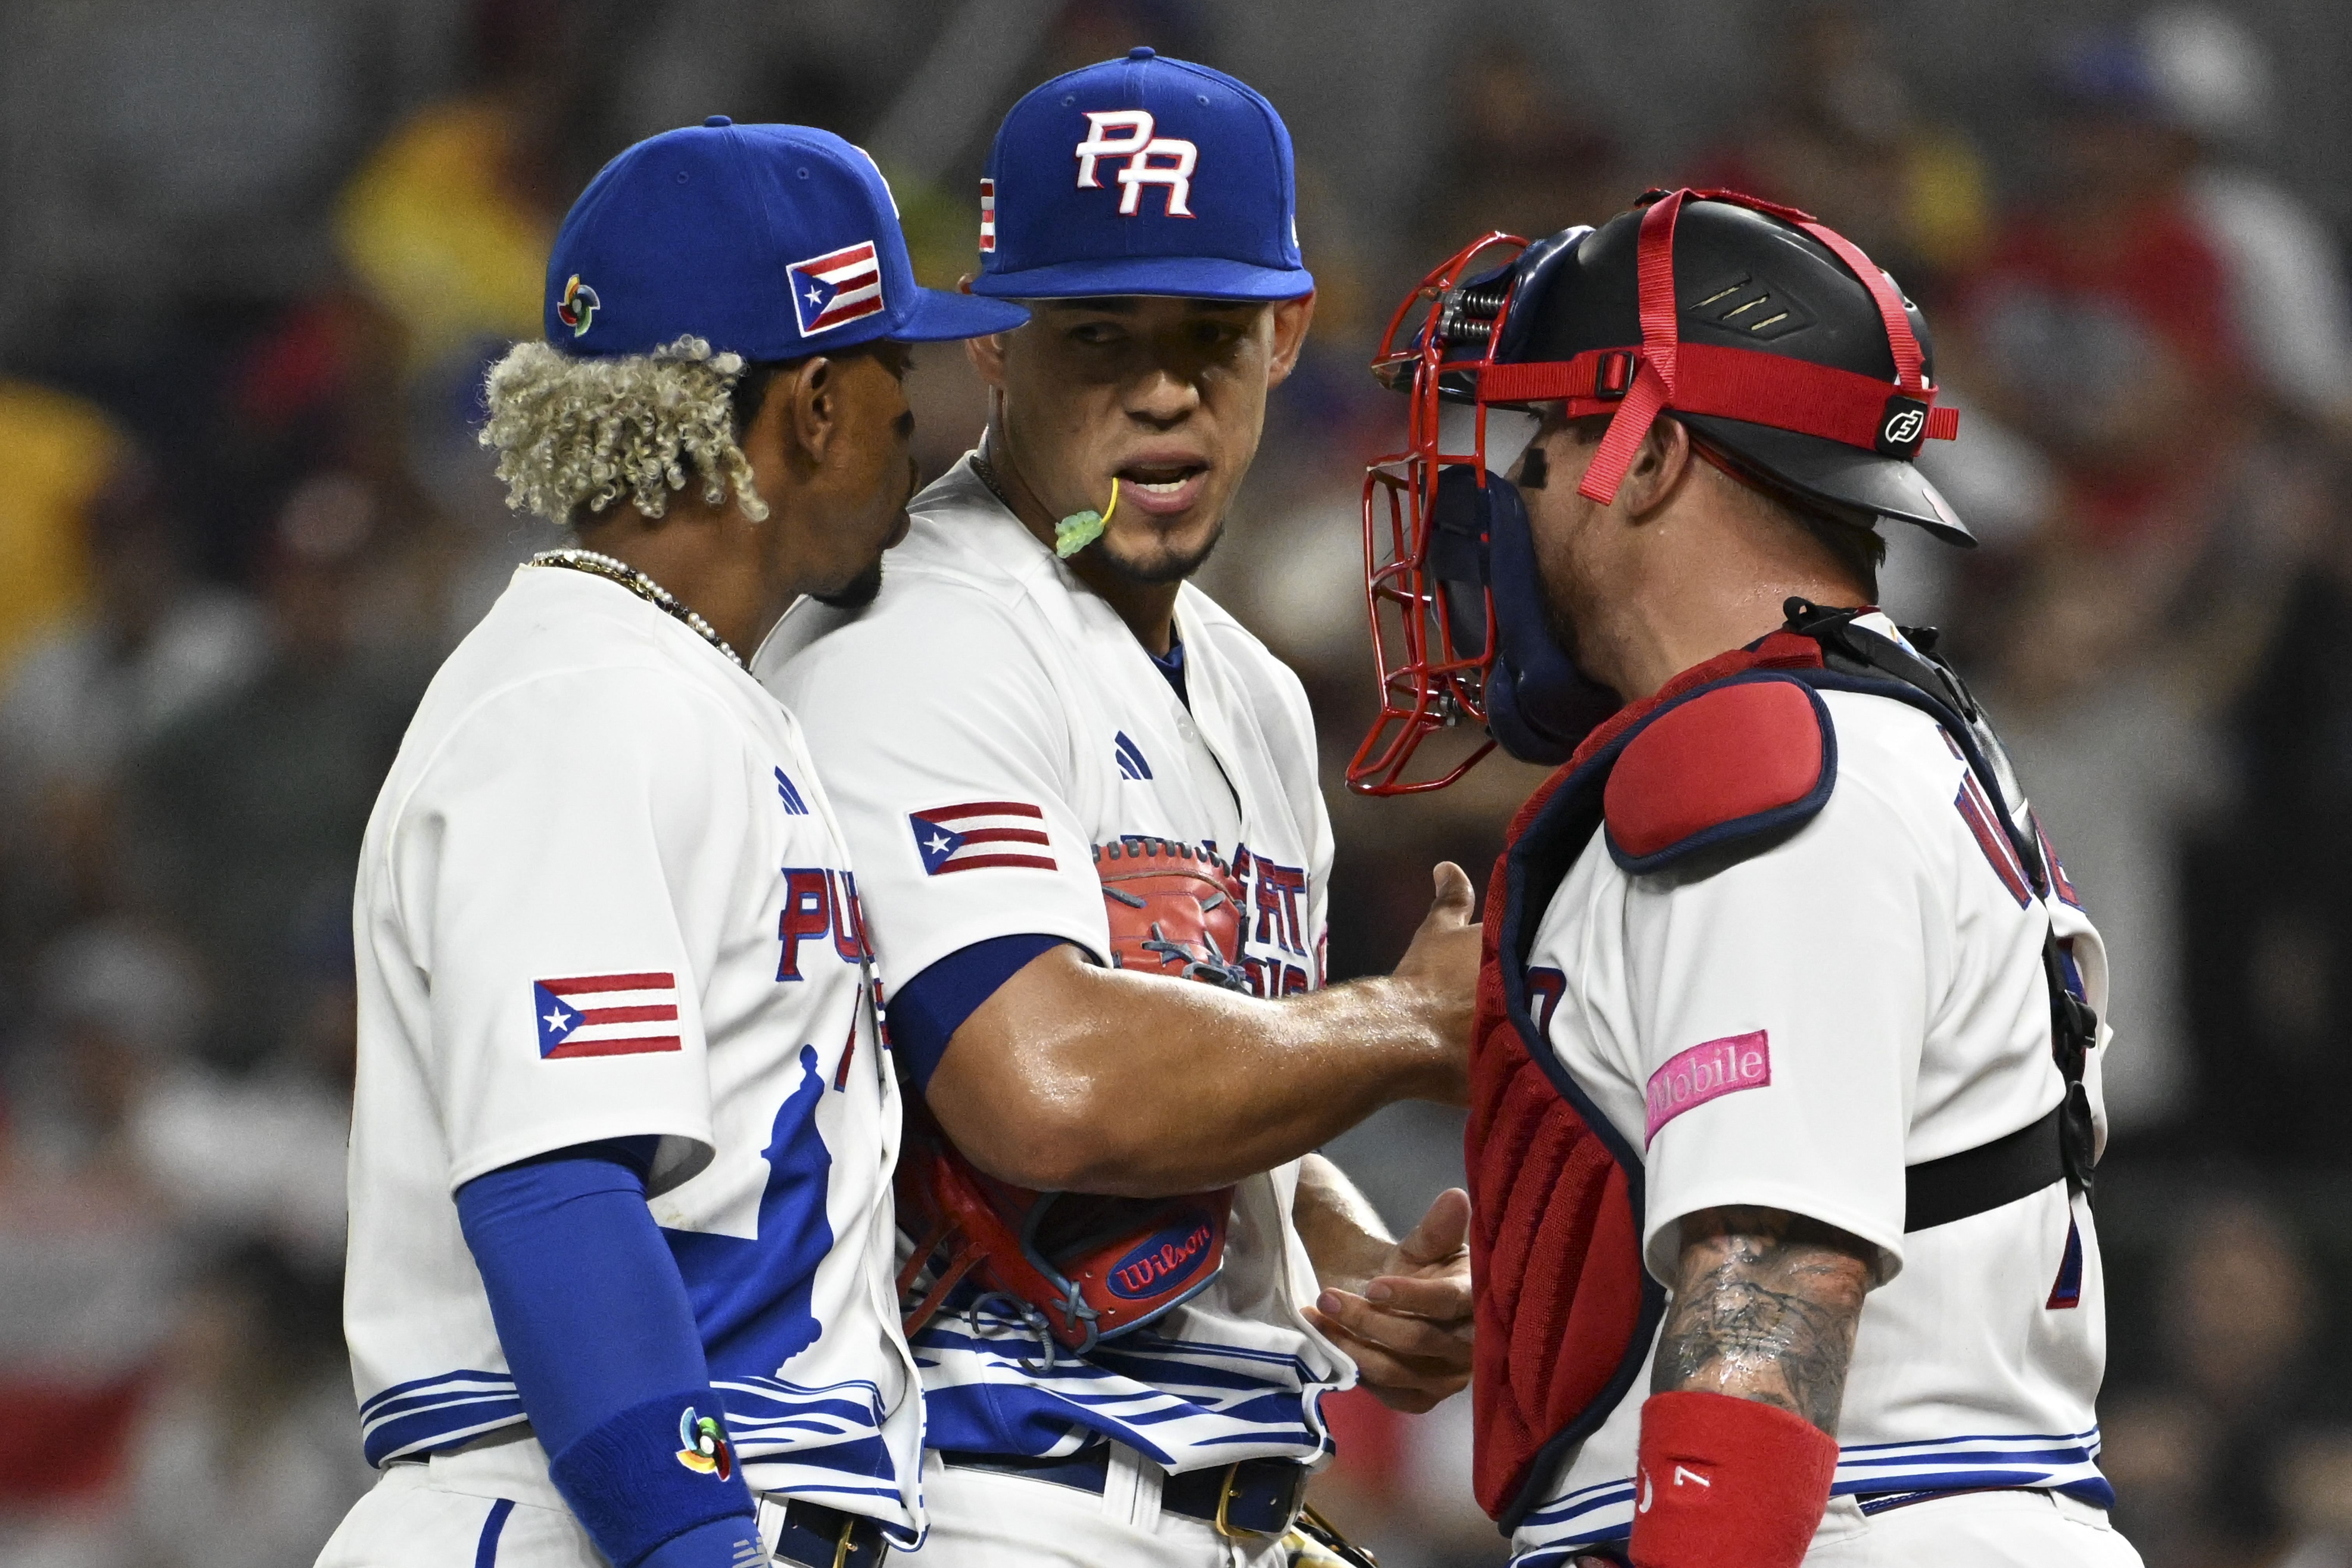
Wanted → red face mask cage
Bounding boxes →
[1347,189,1960,798]
[1346,230,1532,796]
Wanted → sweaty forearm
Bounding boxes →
[1649,1206,1874,1434]
[1292,1151,1397,1286]
[931,949,1459,1196]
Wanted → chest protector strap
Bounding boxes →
[1468,605,2098,1531]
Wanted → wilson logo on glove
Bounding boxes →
[1107,1215,1219,1300]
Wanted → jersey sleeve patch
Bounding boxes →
[908,800,1057,875]
[535,973,682,1058]
[1603,677,1835,875]
[1645,1029,1772,1144]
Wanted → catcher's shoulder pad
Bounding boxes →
[1602,675,1836,875]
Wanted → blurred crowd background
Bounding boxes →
[3,0,2350,1564]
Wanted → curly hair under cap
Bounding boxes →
[478,335,770,525]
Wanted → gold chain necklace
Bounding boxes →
[527,548,745,669]
[968,450,1017,514]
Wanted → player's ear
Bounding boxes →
[776,355,838,467]
[1619,414,1693,521]
[1264,290,1316,388]
[723,358,806,496]
[957,275,1016,390]
[966,333,1013,390]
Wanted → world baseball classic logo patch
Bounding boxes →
[908,800,1055,874]
[533,971,680,1058]
[1645,1029,1770,1144]
[556,274,599,336]
[674,1406,733,1480]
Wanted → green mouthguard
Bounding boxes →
[1054,478,1120,560]
[1054,510,1104,558]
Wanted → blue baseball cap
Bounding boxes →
[972,48,1314,302]
[544,118,1028,357]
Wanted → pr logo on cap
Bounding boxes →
[788,241,885,336]
[556,274,600,337]
[970,51,1309,301]
[978,178,997,253]
[1074,111,1197,217]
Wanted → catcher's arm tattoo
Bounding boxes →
[1650,1205,1876,1434]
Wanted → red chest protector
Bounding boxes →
[1467,633,1835,1526]
[1467,608,2100,1531]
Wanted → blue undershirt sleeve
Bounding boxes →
[888,934,1070,1093]
[456,1137,756,1568]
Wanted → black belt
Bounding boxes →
[1904,1104,2068,1233]
[771,1497,888,1568]
[939,1448,1308,1536]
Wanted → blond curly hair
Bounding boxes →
[478,335,771,525]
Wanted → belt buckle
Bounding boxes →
[1211,1460,1300,1541]
[830,1513,858,1568]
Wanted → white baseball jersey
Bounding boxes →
[1510,624,2115,1568]
[754,456,1349,1475]
[341,564,923,1541]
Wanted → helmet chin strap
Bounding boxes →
[1580,190,1691,505]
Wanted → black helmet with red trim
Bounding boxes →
[1349,188,1967,795]
[1495,188,1968,541]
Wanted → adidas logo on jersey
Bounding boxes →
[774,766,809,815]
[1114,731,1153,780]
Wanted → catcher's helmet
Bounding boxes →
[1349,188,1967,795]
[1495,191,1969,543]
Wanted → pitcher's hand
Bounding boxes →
[1305,1188,1473,1413]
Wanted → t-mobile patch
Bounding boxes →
[1645,1030,1771,1144]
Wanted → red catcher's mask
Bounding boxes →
[1347,189,1967,797]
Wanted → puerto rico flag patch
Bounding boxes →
[534,972,681,1058]
[909,800,1055,875]
[788,241,885,337]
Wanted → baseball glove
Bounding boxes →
[893,838,1251,1365]
[1095,837,1252,992]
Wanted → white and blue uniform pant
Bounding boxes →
[895,1444,1291,1568]
[316,1432,856,1568]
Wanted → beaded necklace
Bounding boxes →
[527,548,745,670]
[968,450,1017,515]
